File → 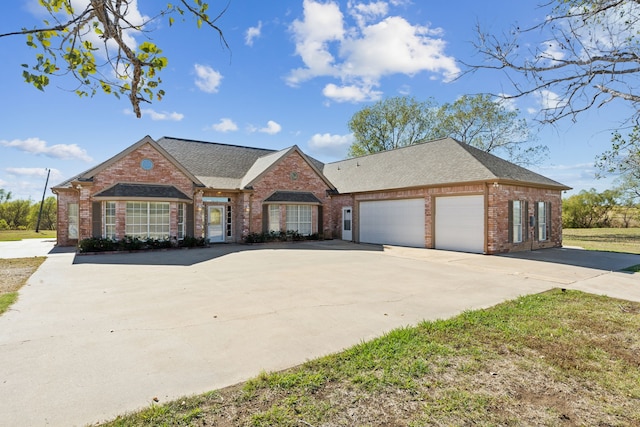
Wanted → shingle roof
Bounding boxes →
[93,183,191,200]
[264,191,322,204]
[322,138,569,193]
[156,137,277,189]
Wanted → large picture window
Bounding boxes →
[125,202,170,239]
[286,205,312,235]
[104,201,116,239]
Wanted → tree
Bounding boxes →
[347,94,545,166]
[562,188,620,228]
[28,197,57,230]
[0,189,11,203]
[0,1,228,118]
[436,94,547,166]
[0,199,33,230]
[347,96,439,157]
[597,125,640,196]
[467,0,640,125]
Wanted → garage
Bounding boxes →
[435,195,485,253]
[359,199,425,247]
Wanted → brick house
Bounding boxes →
[52,135,570,254]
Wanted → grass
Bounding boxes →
[0,230,56,242]
[0,257,46,315]
[563,227,640,254]
[100,290,640,426]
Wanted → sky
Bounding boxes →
[0,0,633,200]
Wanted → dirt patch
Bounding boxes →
[0,257,45,294]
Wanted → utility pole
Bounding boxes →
[35,168,51,233]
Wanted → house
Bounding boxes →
[52,135,570,254]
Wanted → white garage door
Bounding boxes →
[360,199,425,247]
[435,195,485,253]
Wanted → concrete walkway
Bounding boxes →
[0,241,639,426]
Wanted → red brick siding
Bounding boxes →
[246,151,333,238]
[55,189,79,246]
[487,184,563,254]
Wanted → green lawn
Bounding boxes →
[563,227,640,254]
[0,230,56,242]
[102,290,640,426]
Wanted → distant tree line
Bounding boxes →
[563,187,640,229]
[0,189,56,231]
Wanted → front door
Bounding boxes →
[207,206,225,243]
[342,207,352,241]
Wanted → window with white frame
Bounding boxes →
[512,200,523,243]
[68,203,79,239]
[268,205,280,232]
[538,202,548,241]
[286,205,312,235]
[177,203,185,239]
[104,201,116,239]
[125,201,170,239]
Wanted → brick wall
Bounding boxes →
[329,183,563,253]
[247,150,334,238]
[487,184,563,253]
[55,189,79,246]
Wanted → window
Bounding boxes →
[104,201,116,239]
[538,202,548,241]
[268,205,280,232]
[226,205,232,238]
[125,202,170,239]
[512,200,523,243]
[286,205,312,235]
[177,203,185,239]
[68,203,79,239]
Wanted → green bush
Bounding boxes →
[0,219,9,231]
[78,235,208,253]
[243,230,318,244]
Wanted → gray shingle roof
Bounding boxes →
[94,183,191,200]
[322,138,569,193]
[156,137,277,189]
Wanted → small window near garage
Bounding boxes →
[104,201,116,239]
[512,200,523,243]
[68,203,79,239]
[537,201,549,241]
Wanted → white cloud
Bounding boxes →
[496,93,518,112]
[348,1,389,27]
[245,21,263,46]
[288,0,459,100]
[535,89,567,110]
[259,120,282,135]
[0,138,92,162]
[323,83,382,103]
[6,167,62,179]
[140,109,184,121]
[211,118,239,132]
[538,40,566,64]
[194,64,223,93]
[308,133,354,159]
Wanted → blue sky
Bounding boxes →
[0,0,631,200]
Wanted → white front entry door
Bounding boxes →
[207,206,225,243]
[342,206,353,241]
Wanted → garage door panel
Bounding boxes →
[360,199,425,247]
[435,195,484,253]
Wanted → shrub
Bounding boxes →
[243,230,318,243]
[179,236,208,248]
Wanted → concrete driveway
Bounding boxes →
[1,241,639,426]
